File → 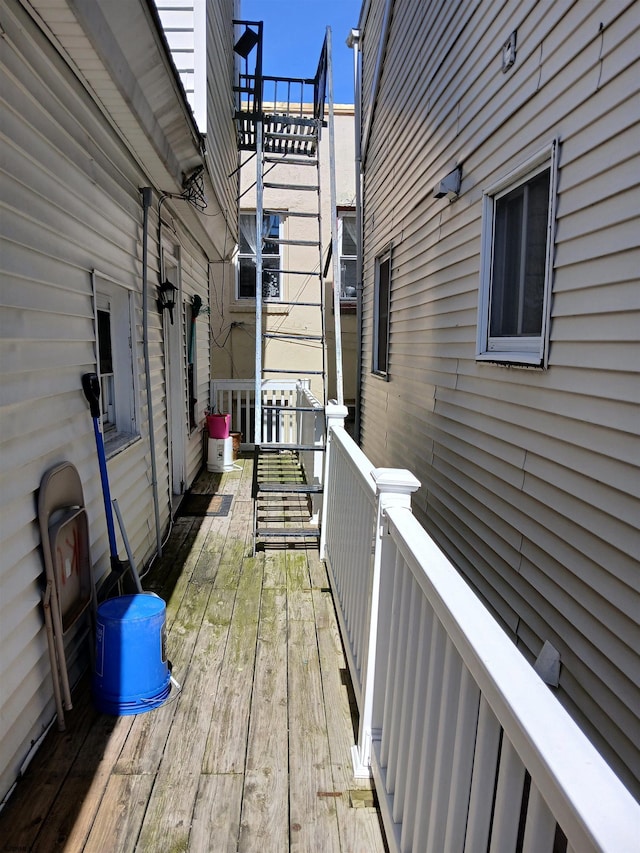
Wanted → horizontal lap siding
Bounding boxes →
[207,0,238,228]
[359,0,640,795]
[0,4,211,801]
[178,230,211,485]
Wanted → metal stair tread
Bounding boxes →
[256,483,323,494]
[263,182,318,191]
[263,158,318,167]
[263,332,324,341]
[262,368,324,374]
[270,268,322,276]
[261,404,324,412]
[266,300,322,307]
[258,443,325,452]
[255,527,320,539]
[269,238,320,247]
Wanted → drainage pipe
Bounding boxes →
[347,28,363,444]
[361,0,394,169]
[141,186,163,558]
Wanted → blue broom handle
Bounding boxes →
[92,418,118,557]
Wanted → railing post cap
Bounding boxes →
[371,467,421,494]
[326,402,349,419]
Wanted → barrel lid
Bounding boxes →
[97,593,165,620]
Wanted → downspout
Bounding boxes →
[141,187,163,558]
[347,28,363,444]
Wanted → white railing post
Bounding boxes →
[352,467,421,778]
[319,402,348,558]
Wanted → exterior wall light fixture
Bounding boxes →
[157,280,178,324]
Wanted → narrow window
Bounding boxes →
[373,249,391,376]
[238,212,282,299]
[477,143,557,366]
[338,210,357,302]
[95,282,138,449]
[97,304,115,433]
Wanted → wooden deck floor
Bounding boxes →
[0,456,387,852]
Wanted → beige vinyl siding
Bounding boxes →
[177,232,212,486]
[0,7,156,800]
[359,0,640,795]
[359,0,390,142]
[0,3,213,801]
[207,0,238,231]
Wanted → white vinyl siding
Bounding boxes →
[0,2,216,802]
[358,0,640,796]
[153,0,206,131]
[206,0,240,225]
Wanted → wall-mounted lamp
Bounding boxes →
[433,166,462,201]
[233,26,259,58]
[157,280,178,324]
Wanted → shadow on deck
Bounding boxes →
[0,456,387,852]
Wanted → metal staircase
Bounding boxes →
[233,21,343,552]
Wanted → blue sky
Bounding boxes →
[241,0,362,104]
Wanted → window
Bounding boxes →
[95,280,138,449]
[373,249,391,376]
[338,210,357,301]
[477,142,558,366]
[97,304,115,429]
[237,212,282,299]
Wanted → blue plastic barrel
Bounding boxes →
[92,593,170,715]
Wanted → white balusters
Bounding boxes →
[317,421,639,852]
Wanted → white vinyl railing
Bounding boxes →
[296,385,325,522]
[321,423,639,853]
[210,379,306,447]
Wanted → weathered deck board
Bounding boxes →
[0,455,387,853]
[136,593,233,851]
[32,712,135,853]
[202,554,262,774]
[287,553,342,851]
[84,774,154,852]
[0,688,99,852]
[239,585,290,851]
[190,773,244,851]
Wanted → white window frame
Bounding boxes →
[93,271,139,452]
[477,140,558,367]
[372,246,392,378]
[338,209,357,303]
[236,211,283,301]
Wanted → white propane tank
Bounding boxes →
[207,437,233,472]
